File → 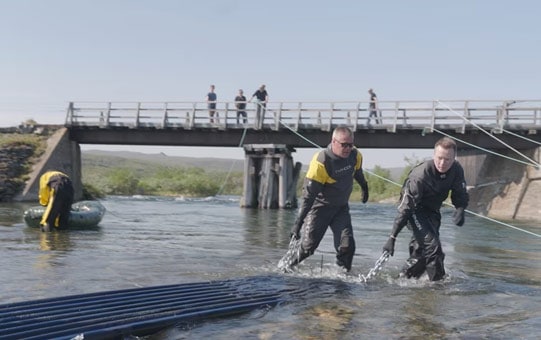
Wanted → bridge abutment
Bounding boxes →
[461,147,541,220]
[15,128,83,202]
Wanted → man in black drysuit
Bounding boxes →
[382,137,469,281]
[279,126,369,272]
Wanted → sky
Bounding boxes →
[1,0,540,167]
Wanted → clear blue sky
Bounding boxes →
[1,1,540,167]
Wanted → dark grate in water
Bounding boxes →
[0,276,290,340]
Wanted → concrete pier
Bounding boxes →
[241,144,301,209]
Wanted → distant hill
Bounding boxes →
[82,150,244,172]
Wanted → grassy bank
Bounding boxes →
[82,152,244,197]
[82,151,411,201]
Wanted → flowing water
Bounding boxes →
[1,196,540,339]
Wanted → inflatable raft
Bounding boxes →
[23,200,106,228]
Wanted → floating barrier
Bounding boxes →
[0,276,287,339]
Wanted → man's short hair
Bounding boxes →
[435,137,457,153]
[332,126,353,139]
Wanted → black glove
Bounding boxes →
[360,182,369,203]
[383,236,395,256]
[453,207,465,226]
[362,189,369,204]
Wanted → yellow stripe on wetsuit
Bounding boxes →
[305,149,363,184]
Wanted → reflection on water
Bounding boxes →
[0,196,540,339]
[38,229,74,251]
[0,202,33,226]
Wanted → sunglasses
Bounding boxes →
[334,140,354,148]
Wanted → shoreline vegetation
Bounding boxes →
[82,151,411,202]
[1,129,413,202]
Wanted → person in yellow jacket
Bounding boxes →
[39,170,74,231]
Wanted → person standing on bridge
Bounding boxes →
[367,88,380,125]
[235,89,247,124]
[206,84,218,124]
[382,137,469,281]
[38,170,74,232]
[278,126,369,273]
[250,84,268,129]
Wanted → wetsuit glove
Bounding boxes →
[453,207,465,226]
[361,183,369,203]
[383,236,396,256]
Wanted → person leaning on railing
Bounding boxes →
[250,84,268,128]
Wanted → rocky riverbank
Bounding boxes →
[0,143,39,201]
[0,125,51,202]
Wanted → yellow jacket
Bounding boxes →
[39,171,69,206]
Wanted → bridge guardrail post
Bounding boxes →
[224,102,229,129]
[391,102,399,133]
[135,102,141,128]
[496,101,505,130]
[461,101,469,133]
[353,103,360,131]
[65,102,74,126]
[431,101,436,131]
[274,103,282,131]
[327,102,334,132]
[162,102,168,128]
[188,103,196,129]
[253,102,260,130]
[295,102,302,131]
[105,102,111,128]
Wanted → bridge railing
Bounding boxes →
[65,100,541,132]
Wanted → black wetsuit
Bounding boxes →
[392,160,469,280]
[292,145,368,271]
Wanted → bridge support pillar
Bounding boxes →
[241,144,302,209]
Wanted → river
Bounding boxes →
[1,196,540,339]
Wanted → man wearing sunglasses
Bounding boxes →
[279,126,369,272]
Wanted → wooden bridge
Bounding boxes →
[20,99,541,211]
[65,99,541,150]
